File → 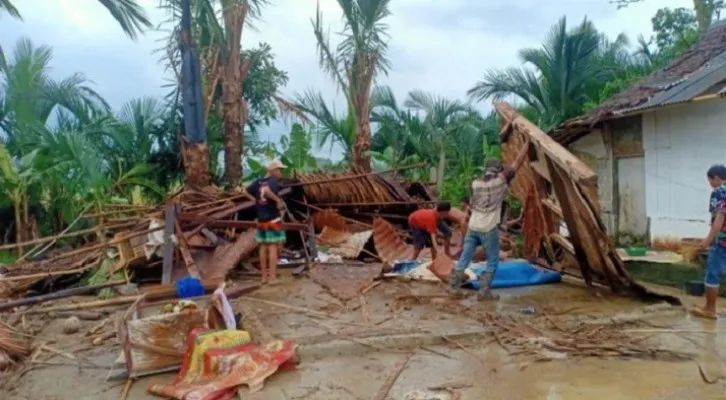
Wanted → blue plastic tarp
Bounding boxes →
[464,259,561,290]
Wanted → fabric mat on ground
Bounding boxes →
[385,260,439,281]
[147,328,296,400]
[464,259,561,290]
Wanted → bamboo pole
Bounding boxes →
[0,280,126,311]
[12,226,164,265]
[16,203,95,263]
[0,220,139,252]
[2,256,101,282]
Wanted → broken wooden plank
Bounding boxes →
[161,204,177,285]
[495,102,597,186]
[174,220,201,279]
[0,280,126,312]
[541,198,563,218]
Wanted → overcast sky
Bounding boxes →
[0,0,695,159]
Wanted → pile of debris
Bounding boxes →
[0,102,680,388]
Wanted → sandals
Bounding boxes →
[690,307,717,320]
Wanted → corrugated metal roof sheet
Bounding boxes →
[615,51,726,115]
[324,229,373,259]
[552,23,726,145]
[640,77,686,90]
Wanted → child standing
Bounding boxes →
[692,164,726,319]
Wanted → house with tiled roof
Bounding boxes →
[552,20,726,243]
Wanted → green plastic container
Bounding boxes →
[625,247,647,257]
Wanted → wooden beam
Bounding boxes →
[495,102,597,185]
[177,214,306,231]
[161,204,177,285]
[541,198,563,218]
[549,233,575,255]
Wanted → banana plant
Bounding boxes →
[0,144,40,254]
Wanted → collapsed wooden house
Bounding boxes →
[496,102,678,304]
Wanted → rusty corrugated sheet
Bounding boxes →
[308,263,382,301]
[298,167,411,204]
[427,254,455,282]
[318,227,350,246]
[372,218,412,266]
[312,210,349,232]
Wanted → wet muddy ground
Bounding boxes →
[3,272,726,400]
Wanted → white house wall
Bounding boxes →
[642,99,726,240]
[569,129,616,233]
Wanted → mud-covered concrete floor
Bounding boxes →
[3,272,726,400]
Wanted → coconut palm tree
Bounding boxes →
[295,90,356,162]
[467,16,603,130]
[0,0,151,71]
[404,90,473,193]
[161,0,304,186]
[311,0,393,171]
[0,38,162,239]
[369,85,426,172]
[0,38,108,153]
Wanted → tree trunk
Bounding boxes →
[182,136,211,187]
[221,4,250,187]
[352,112,372,172]
[12,198,24,256]
[436,147,446,195]
[694,0,710,33]
[179,0,210,187]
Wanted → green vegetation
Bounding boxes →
[626,261,726,297]
[0,0,717,249]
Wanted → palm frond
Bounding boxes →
[311,1,348,92]
[0,0,21,19]
[96,0,153,40]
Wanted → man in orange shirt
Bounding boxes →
[409,202,453,260]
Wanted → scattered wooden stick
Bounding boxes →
[240,297,333,319]
[24,295,140,314]
[361,281,381,295]
[698,363,725,384]
[419,346,452,359]
[2,256,101,282]
[40,344,77,362]
[442,335,487,366]
[17,203,94,262]
[359,294,370,325]
[120,378,135,400]
[373,353,413,400]
[93,331,116,346]
[86,319,110,337]
[428,381,473,391]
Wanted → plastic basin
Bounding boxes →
[625,247,647,257]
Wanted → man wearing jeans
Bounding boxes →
[450,133,530,300]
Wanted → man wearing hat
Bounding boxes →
[246,159,287,285]
[450,132,530,300]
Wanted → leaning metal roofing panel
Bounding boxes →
[618,50,726,114]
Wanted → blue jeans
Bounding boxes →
[454,228,500,290]
[705,244,726,288]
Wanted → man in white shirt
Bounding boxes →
[450,133,530,300]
